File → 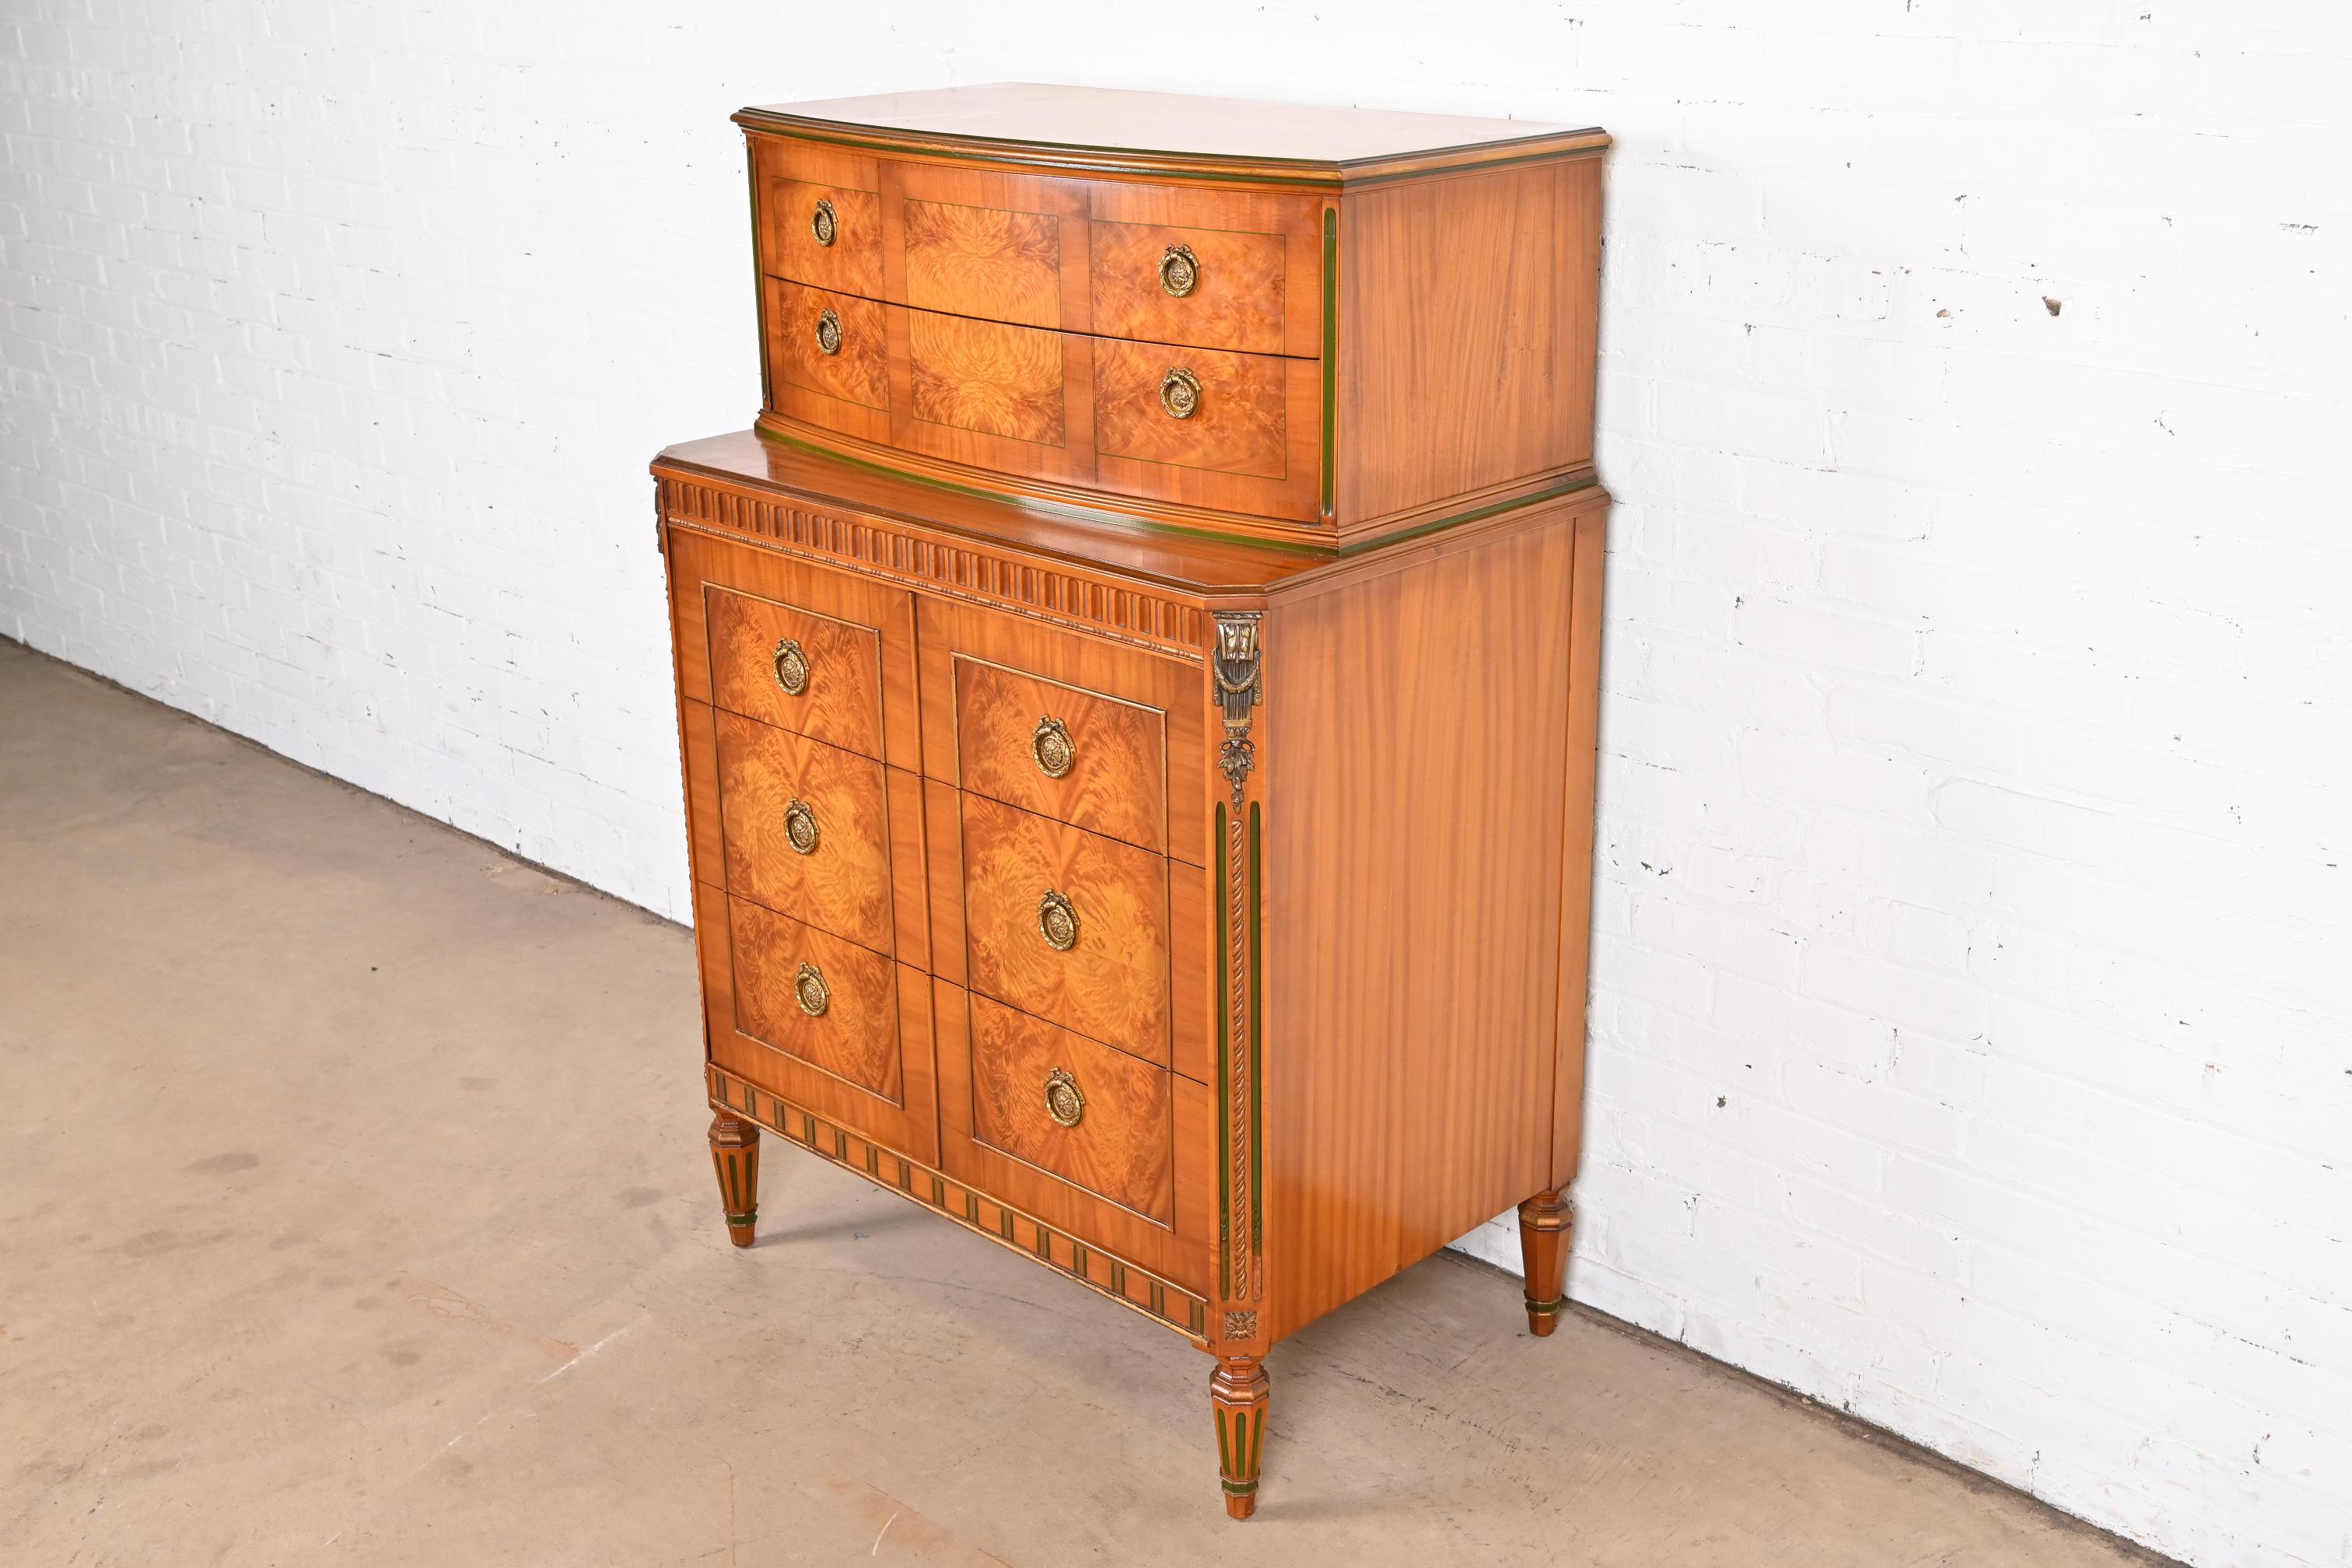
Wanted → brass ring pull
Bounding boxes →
[794,962,830,1017]
[1159,243,1200,298]
[1044,1067,1086,1129]
[772,638,810,695]
[1160,366,1201,420]
[811,197,838,247]
[1031,716,1074,779]
[814,307,842,356]
[1037,890,1080,952]
[783,798,820,856]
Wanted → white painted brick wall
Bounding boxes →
[3,5,2347,1563]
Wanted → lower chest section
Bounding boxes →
[666,525,1221,1302]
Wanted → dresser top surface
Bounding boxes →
[737,82,1605,174]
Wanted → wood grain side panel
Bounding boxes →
[714,711,894,954]
[902,198,1065,329]
[905,309,1069,445]
[704,579,886,761]
[727,893,904,1103]
[674,529,922,773]
[934,979,1213,1291]
[1089,221,1285,355]
[1336,159,1599,524]
[1093,352,1320,524]
[768,278,889,410]
[1263,505,1587,1340]
[960,794,1171,1068]
[953,656,1167,854]
[968,994,1174,1223]
[914,593,1208,869]
[1094,340,1286,480]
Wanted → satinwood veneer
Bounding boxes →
[659,82,1609,1517]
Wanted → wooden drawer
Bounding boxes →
[702,579,887,762]
[725,894,905,1103]
[767,278,888,414]
[765,299,1321,525]
[957,793,1170,1066]
[753,137,884,300]
[967,993,1173,1223]
[916,593,1209,871]
[752,136,1324,357]
[952,655,1165,854]
[713,710,894,956]
[1088,216,1287,355]
[1094,339,1290,481]
[935,978,1214,1292]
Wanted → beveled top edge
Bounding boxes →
[734,82,1608,186]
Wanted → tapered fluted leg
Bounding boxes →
[1517,1188,1573,1335]
[1209,1354,1269,1519]
[709,1113,760,1247]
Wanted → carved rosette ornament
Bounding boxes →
[1211,611,1264,1315]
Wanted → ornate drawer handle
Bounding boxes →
[814,307,843,356]
[1044,1067,1086,1129]
[1038,890,1080,952]
[1160,366,1202,420]
[1159,243,1200,298]
[794,961,830,1018]
[772,637,810,695]
[783,798,820,856]
[811,197,838,247]
[1031,716,1075,779]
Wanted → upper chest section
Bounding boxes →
[736,84,1610,550]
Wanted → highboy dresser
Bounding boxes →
[654,83,1608,1517]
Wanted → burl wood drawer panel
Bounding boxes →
[726,894,904,1101]
[887,306,1094,487]
[752,136,885,300]
[965,992,1174,1223]
[712,710,894,955]
[671,530,921,774]
[934,978,1215,1291]
[764,278,891,444]
[957,793,1171,1067]
[695,875,938,1165]
[952,655,1167,855]
[1094,338,1290,481]
[915,592,1208,870]
[701,579,887,761]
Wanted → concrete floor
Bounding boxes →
[0,638,2168,1568]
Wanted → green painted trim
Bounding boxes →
[1319,208,1338,518]
[747,159,772,409]
[1335,474,1601,558]
[1213,800,1232,1300]
[1248,802,1265,1258]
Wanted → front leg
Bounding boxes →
[708,1111,761,1247]
[1209,1354,1269,1519]
[1517,1188,1573,1335]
